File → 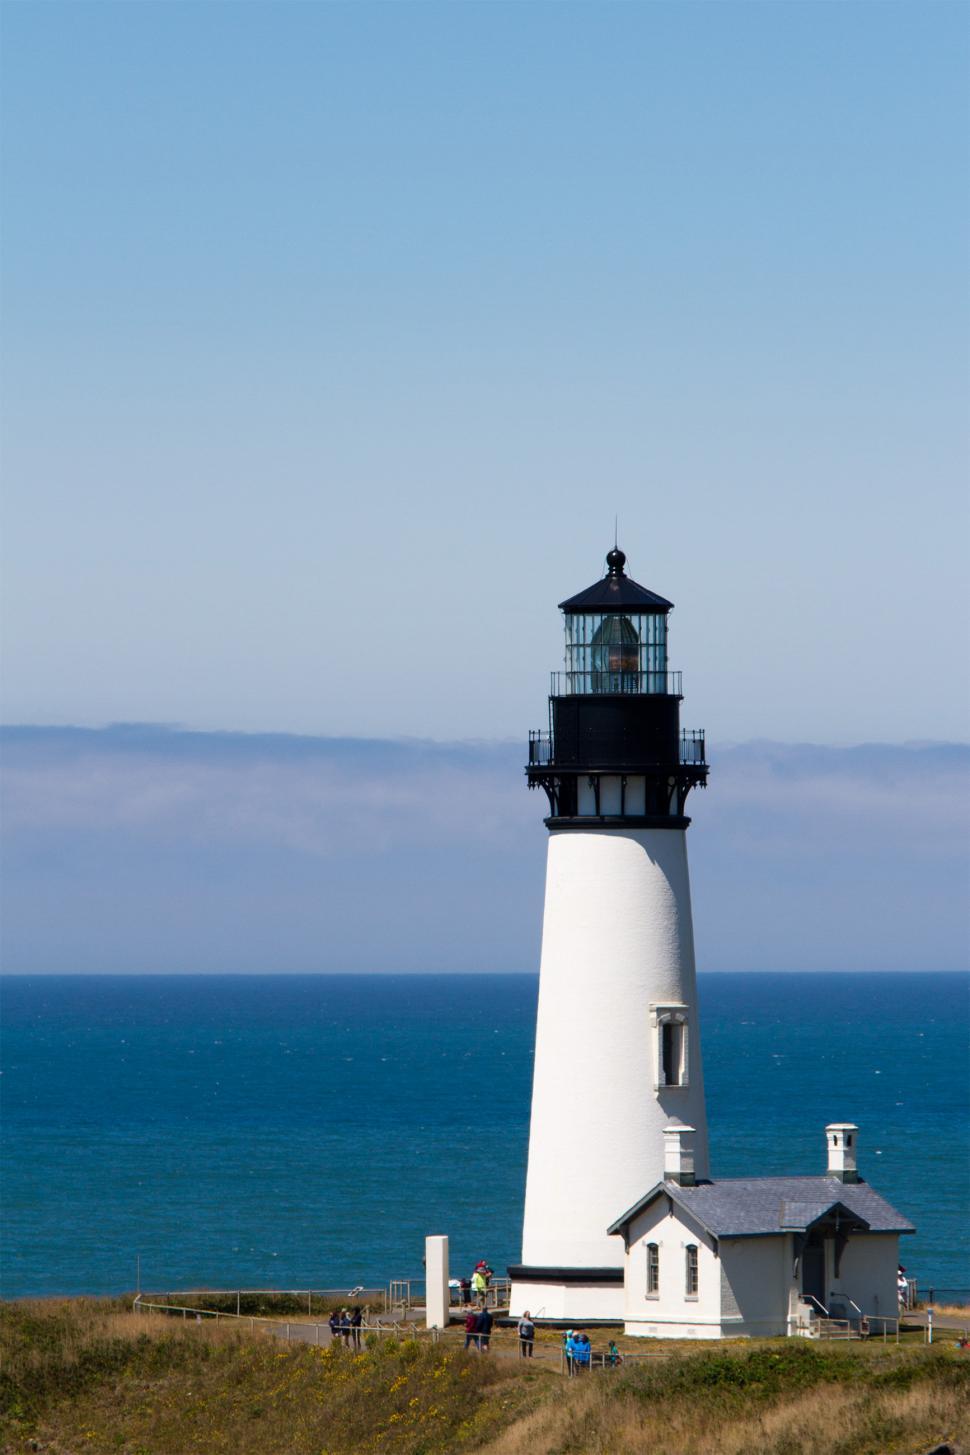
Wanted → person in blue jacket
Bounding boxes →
[572,1331,591,1372]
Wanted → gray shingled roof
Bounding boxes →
[608,1178,915,1240]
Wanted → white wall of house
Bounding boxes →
[718,1236,792,1338]
[830,1233,900,1323]
[620,1200,722,1339]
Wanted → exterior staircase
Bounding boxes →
[814,1317,859,1340]
[792,1296,864,1340]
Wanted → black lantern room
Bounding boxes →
[527,549,708,825]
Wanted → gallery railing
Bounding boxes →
[528,729,707,769]
[550,670,683,696]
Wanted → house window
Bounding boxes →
[685,1245,699,1299]
[646,1243,660,1297]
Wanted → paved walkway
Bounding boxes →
[903,1309,970,1334]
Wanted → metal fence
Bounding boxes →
[449,1277,512,1312]
[914,1285,970,1307]
[386,1276,511,1312]
[133,1295,420,1346]
[132,1296,662,1373]
[140,1287,386,1316]
[138,1274,512,1321]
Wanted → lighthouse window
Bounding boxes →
[685,1245,699,1299]
[563,611,668,694]
[646,1243,660,1296]
[661,1021,685,1086]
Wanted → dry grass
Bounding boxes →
[0,1298,543,1455]
[477,1371,970,1455]
[2,1299,969,1455]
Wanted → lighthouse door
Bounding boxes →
[801,1238,826,1309]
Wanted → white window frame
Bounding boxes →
[646,1242,660,1298]
[650,1003,690,1089]
[685,1244,699,1300]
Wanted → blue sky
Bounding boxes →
[1,4,967,974]
[2,0,968,743]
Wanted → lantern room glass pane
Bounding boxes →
[563,612,668,693]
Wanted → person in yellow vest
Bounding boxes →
[471,1268,487,1306]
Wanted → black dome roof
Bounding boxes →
[558,549,674,614]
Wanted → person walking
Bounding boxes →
[464,1306,480,1351]
[476,1304,493,1353]
[350,1306,363,1350]
[517,1310,535,1358]
[471,1267,487,1307]
[563,1329,576,1376]
[328,1308,341,1344]
[607,1339,622,1367]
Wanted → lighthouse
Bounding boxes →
[509,548,711,1322]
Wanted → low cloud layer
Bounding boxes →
[2,727,967,973]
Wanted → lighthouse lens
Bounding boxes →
[591,615,641,693]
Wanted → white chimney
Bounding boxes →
[825,1123,860,1183]
[663,1124,696,1186]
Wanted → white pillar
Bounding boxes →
[511,826,709,1319]
[425,1235,449,1330]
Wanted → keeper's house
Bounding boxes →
[608,1123,914,1339]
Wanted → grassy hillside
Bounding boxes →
[2,1300,968,1455]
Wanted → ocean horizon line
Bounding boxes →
[2,968,966,979]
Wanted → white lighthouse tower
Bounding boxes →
[509,548,710,1322]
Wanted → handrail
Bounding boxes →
[528,728,707,769]
[865,1315,900,1343]
[801,1294,829,1318]
[828,1293,864,1323]
[551,670,683,697]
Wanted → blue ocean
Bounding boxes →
[1,973,967,1301]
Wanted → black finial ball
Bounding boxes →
[606,547,626,575]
